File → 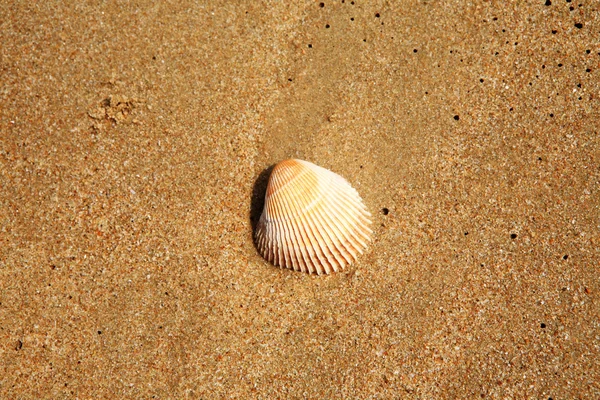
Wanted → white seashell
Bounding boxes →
[255,159,372,275]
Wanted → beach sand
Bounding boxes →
[1,1,598,398]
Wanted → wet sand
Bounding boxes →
[1,1,598,398]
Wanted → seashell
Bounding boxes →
[255,159,372,275]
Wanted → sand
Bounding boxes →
[1,0,598,398]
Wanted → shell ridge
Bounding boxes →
[312,174,358,269]
[255,222,266,256]
[272,163,317,220]
[257,159,372,274]
[326,195,369,254]
[269,170,296,269]
[281,187,314,273]
[331,179,373,234]
[270,173,288,267]
[308,166,364,264]
[304,198,340,273]
[329,175,370,218]
[281,166,327,274]
[275,165,316,273]
[307,176,356,268]
[297,161,370,260]
[304,160,372,264]
[290,168,339,274]
[327,177,372,245]
[321,188,361,262]
[320,179,369,256]
[256,215,273,263]
[272,172,305,272]
[287,164,327,220]
[266,162,296,199]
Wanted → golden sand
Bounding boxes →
[1,1,598,398]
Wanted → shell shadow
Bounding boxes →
[249,164,275,248]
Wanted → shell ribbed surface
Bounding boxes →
[255,159,372,275]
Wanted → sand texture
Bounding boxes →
[1,1,599,398]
